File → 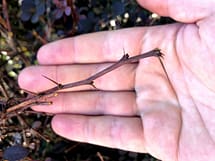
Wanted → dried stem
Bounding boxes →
[6,49,163,114]
[0,78,9,99]
[2,0,11,32]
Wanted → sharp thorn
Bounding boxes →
[119,48,129,61]
[90,81,97,89]
[42,75,63,89]
[123,47,127,55]
[42,75,59,85]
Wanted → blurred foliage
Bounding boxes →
[0,0,174,160]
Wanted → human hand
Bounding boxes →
[18,0,215,161]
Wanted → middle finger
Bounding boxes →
[32,91,138,116]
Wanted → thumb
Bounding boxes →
[137,0,215,23]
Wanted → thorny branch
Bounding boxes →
[4,49,163,115]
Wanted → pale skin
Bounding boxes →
[18,0,215,161]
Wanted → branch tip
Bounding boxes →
[153,48,164,58]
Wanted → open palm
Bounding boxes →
[19,0,215,161]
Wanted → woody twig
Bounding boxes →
[5,49,163,114]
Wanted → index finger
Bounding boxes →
[37,28,145,64]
